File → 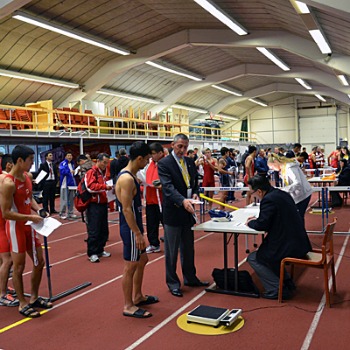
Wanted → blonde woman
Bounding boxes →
[268,153,312,227]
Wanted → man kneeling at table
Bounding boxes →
[245,175,312,300]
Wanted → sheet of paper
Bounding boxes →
[34,170,48,184]
[106,179,116,202]
[25,217,62,237]
[189,199,204,204]
[74,166,80,176]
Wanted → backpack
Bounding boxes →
[74,174,93,213]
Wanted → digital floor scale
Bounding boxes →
[187,305,242,327]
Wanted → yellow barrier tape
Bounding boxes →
[199,193,239,210]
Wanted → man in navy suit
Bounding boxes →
[158,134,208,297]
[245,175,311,299]
[38,152,58,214]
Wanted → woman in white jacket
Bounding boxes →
[268,153,313,228]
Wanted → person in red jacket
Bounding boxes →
[85,153,112,263]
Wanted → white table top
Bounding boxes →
[193,208,263,235]
[308,177,336,183]
[305,168,336,173]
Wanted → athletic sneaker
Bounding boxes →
[89,254,100,263]
[0,294,20,307]
[60,213,67,220]
[146,245,161,253]
[98,251,111,258]
[68,214,78,219]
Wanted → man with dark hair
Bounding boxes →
[116,141,159,319]
[38,152,58,214]
[138,142,164,253]
[111,148,129,184]
[245,175,311,300]
[59,152,77,220]
[110,150,120,184]
[1,145,52,317]
[158,134,208,298]
[285,143,302,159]
[85,153,112,263]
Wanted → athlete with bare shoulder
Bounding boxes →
[116,141,159,319]
[1,145,52,318]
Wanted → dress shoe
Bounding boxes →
[171,289,183,297]
[50,210,59,214]
[184,280,210,287]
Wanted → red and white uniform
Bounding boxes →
[0,172,10,253]
[5,173,41,253]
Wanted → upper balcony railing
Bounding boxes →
[0,104,256,143]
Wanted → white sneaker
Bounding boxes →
[89,254,100,263]
[146,245,161,253]
[60,214,67,220]
[98,251,111,258]
[69,214,78,219]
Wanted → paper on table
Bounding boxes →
[189,199,204,204]
[34,170,48,184]
[25,217,62,237]
[106,179,116,202]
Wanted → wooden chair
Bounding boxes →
[15,109,32,129]
[278,218,337,307]
[0,109,9,129]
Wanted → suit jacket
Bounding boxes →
[38,161,58,183]
[158,154,198,226]
[248,187,311,264]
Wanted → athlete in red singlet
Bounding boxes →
[1,145,53,318]
[0,154,19,306]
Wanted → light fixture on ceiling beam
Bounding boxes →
[193,0,248,36]
[146,61,203,81]
[13,11,130,55]
[256,47,290,71]
[171,104,208,114]
[211,84,243,96]
[292,1,310,14]
[289,1,332,55]
[295,78,312,90]
[315,94,326,102]
[248,98,268,107]
[337,74,349,86]
[0,68,80,88]
[97,89,162,104]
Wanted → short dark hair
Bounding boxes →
[340,159,348,167]
[96,153,109,161]
[77,154,88,163]
[115,150,120,157]
[129,142,151,161]
[149,142,163,153]
[11,145,34,164]
[220,147,229,156]
[45,152,53,159]
[1,154,13,170]
[188,149,194,155]
[119,148,127,156]
[248,175,271,192]
[248,145,257,154]
[293,143,302,149]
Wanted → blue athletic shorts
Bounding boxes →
[120,228,145,261]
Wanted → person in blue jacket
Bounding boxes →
[59,152,77,219]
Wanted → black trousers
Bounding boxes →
[42,180,57,213]
[146,204,163,247]
[86,202,109,256]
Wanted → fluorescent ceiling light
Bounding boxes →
[146,61,202,81]
[212,84,243,96]
[309,29,332,54]
[97,89,162,104]
[256,47,290,71]
[294,1,310,14]
[193,0,248,36]
[295,78,312,90]
[315,94,326,102]
[172,104,208,114]
[13,11,130,55]
[0,68,79,88]
[337,75,349,86]
[248,98,268,107]
[215,113,238,120]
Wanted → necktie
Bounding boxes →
[49,163,53,178]
[179,158,190,188]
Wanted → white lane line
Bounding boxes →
[301,234,349,350]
